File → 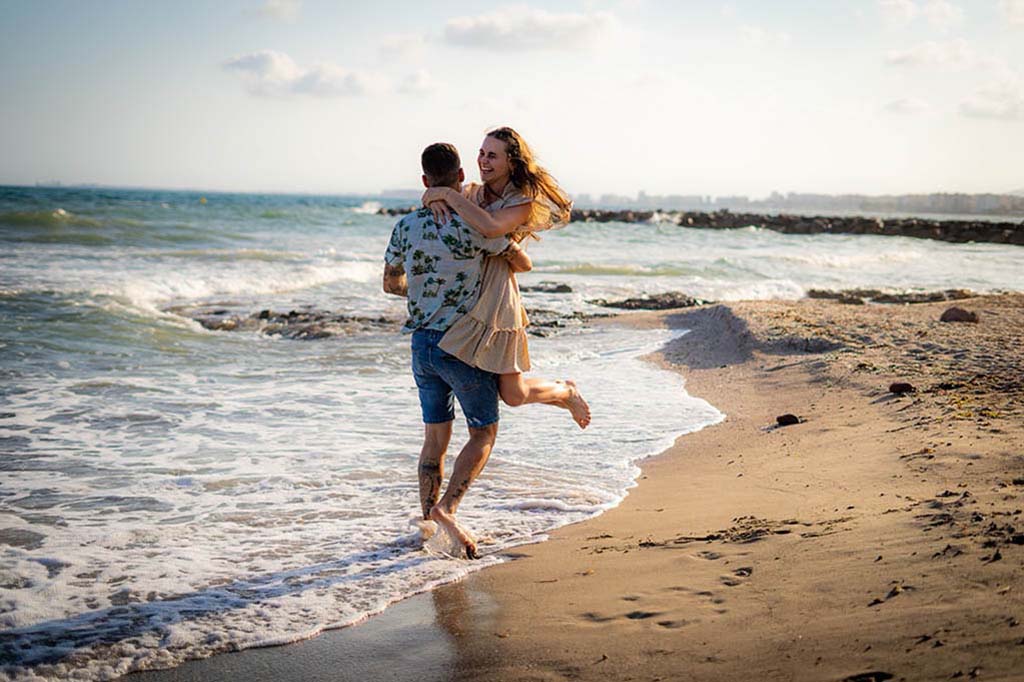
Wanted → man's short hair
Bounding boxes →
[421,143,461,187]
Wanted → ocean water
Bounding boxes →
[1,186,1021,680]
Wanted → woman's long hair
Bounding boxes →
[487,127,572,231]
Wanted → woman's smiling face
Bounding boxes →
[478,135,511,185]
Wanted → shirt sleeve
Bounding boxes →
[384,218,406,266]
[447,213,509,256]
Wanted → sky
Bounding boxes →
[1,0,1022,198]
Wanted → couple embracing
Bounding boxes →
[383,127,590,560]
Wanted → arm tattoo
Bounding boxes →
[383,264,408,296]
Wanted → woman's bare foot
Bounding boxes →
[560,379,591,429]
[429,505,478,560]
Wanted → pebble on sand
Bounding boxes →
[940,306,979,323]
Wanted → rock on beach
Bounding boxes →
[590,292,708,310]
[940,306,979,323]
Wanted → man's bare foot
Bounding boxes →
[429,505,478,560]
[560,379,591,429]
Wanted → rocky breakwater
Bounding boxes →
[169,304,607,339]
[588,292,709,310]
[586,209,1024,246]
[806,288,977,306]
[168,306,400,340]
[379,206,1024,246]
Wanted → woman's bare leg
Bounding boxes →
[498,373,591,428]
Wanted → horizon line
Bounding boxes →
[5,182,1024,202]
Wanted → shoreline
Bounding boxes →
[128,294,1024,681]
[122,320,721,682]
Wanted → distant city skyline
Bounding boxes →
[18,181,1024,218]
[2,1,1023,197]
[379,186,1024,215]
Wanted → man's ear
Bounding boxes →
[422,174,430,188]
[458,168,465,183]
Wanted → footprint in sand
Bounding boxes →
[695,590,727,605]
[657,619,690,629]
[842,673,894,682]
[580,612,615,623]
[720,566,754,586]
[625,610,662,620]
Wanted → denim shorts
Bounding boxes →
[411,329,500,429]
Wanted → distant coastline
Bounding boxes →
[573,190,1024,219]
[380,188,1024,219]
[15,184,1024,220]
[378,205,1024,246]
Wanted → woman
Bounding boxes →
[422,127,590,429]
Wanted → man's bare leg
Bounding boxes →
[429,421,498,559]
[419,422,453,523]
[498,373,591,429]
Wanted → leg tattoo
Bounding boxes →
[446,475,472,514]
[419,461,442,520]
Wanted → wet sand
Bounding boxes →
[129,294,1024,682]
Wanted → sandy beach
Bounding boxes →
[7,3,1024,679]
[129,293,1024,682]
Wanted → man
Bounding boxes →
[383,142,530,560]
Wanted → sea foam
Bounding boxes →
[0,319,720,681]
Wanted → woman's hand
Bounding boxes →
[422,187,452,224]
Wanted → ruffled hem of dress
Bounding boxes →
[439,314,530,374]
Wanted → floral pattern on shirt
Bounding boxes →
[385,207,508,332]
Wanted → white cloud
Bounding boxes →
[456,96,533,126]
[444,6,618,50]
[884,97,930,113]
[999,0,1024,26]
[878,0,962,29]
[258,0,301,22]
[379,32,428,62]
[878,0,918,23]
[960,79,1024,120]
[885,38,973,67]
[398,69,436,95]
[921,0,963,30]
[224,50,378,97]
[739,25,792,47]
[976,56,1018,81]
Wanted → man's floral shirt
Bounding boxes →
[385,207,508,332]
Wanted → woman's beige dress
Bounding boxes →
[438,183,534,374]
